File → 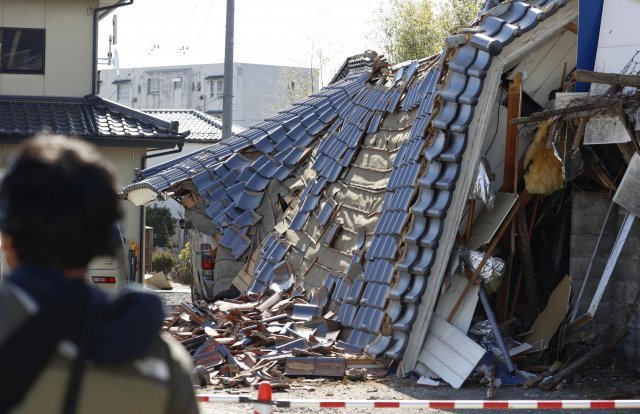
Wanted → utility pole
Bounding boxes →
[222,0,234,139]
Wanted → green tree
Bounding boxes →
[377,0,483,63]
[146,206,175,248]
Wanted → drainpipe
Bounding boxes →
[137,143,184,283]
[92,0,134,95]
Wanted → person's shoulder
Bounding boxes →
[160,332,194,374]
[0,282,36,343]
[156,333,199,414]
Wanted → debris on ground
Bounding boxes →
[164,293,389,388]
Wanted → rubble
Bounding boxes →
[163,292,389,388]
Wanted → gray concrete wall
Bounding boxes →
[99,63,319,129]
[571,192,640,366]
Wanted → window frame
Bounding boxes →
[0,27,46,74]
[209,77,223,99]
[116,83,130,101]
[172,77,183,90]
[148,77,160,95]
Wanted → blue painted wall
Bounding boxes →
[576,0,604,92]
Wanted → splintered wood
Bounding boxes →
[163,292,388,388]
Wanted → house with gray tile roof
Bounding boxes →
[0,0,188,279]
[123,0,578,370]
[125,0,640,376]
[140,109,245,218]
[143,109,244,142]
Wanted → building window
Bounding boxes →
[173,77,182,90]
[1,28,45,74]
[206,110,223,117]
[117,83,130,101]
[209,78,223,99]
[148,77,160,95]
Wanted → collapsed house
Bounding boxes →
[123,0,640,390]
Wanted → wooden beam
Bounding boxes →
[447,191,532,322]
[511,92,640,125]
[516,213,539,315]
[501,73,522,322]
[504,73,522,193]
[564,22,578,34]
[465,199,475,243]
[575,69,640,89]
[539,345,607,390]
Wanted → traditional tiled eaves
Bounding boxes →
[363,0,572,360]
[143,109,244,142]
[0,95,185,141]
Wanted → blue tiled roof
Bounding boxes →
[0,95,186,141]
[123,0,572,361]
[143,109,244,142]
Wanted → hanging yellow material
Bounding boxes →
[523,120,564,195]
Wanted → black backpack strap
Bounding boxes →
[61,293,96,414]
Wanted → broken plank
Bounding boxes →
[511,92,640,125]
[575,70,640,89]
[435,272,479,334]
[539,344,607,390]
[467,192,519,250]
[524,276,571,353]
[417,314,486,389]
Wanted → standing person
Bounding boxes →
[0,135,199,414]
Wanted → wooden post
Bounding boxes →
[504,72,522,193]
[465,199,476,243]
[575,69,640,89]
[499,72,523,321]
[516,212,539,315]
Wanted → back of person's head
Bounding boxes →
[0,135,122,269]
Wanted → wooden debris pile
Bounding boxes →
[163,292,389,388]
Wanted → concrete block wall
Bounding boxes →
[571,192,640,367]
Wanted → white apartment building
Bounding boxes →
[99,63,319,128]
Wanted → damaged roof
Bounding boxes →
[143,109,245,142]
[0,95,187,146]
[123,0,577,370]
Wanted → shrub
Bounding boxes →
[178,242,191,266]
[152,250,177,274]
[147,206,176,248]
[172,266,192,285]
[172,242,193,285]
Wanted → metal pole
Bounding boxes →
[478,284,516,375]
[568,200,614,322]
[222,0,234,140]
[586,211,635,316]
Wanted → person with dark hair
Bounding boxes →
[0,135,198,414]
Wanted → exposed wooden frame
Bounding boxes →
[511,92,640,125]
[401,0,579,373]
[564,22,578,34]
[504,72,522,193]
[575,69,640,89]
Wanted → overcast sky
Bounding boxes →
[98,0,386,85]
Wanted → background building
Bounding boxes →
[99,63,319,128]
[0,0,187,283]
